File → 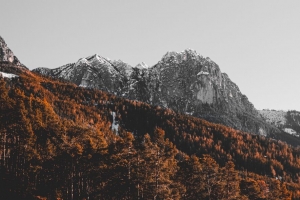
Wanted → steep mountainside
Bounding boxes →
[33,49,279,136]
[148,50,273,135]
[259,109,300,136]
[0,36,27,69]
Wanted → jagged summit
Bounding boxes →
[135,62,148,69]
[160,49,219,71]
[162,49,201,61]
[0,36,27,69]
[85,54,109,63]
[78,54,105,66]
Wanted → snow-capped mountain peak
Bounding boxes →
[85,54,107,64]
[135,62,148,69]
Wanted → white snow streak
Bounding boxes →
[0,71,18,78]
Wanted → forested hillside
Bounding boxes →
[0,64,300,199]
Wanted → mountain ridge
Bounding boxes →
[1,35,300,199]
[33,49,280,138]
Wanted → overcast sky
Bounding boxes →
[1,0,300,111]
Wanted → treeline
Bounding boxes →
[0,70,299,199]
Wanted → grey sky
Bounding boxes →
[1,0,300,111]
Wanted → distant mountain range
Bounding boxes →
[33,50,288,140]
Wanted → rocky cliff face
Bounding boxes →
[33,49,279,136]
[0,36,26,69]
[146,49,275,135]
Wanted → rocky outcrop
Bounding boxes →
[0,36,27,69]
[33,49,279,136]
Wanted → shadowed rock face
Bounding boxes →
[33,49,279,136]
[0,36,27,69]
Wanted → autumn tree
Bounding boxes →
[220,161,240,200]
[201,154,221,200]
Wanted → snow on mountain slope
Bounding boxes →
[283,128,298,136]
[135,62,148,69]
[0,71,18,78]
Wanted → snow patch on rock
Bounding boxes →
[0,71,18,78]
[135,62,148,69]
[111,111,119,135]
[283,128,298,136]
[259,128,267,136]
[197,71,209,76]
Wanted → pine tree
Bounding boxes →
[267,179,281,199]
[240,178,264,200]
[201,154,221,200]
[221,161,240,199]
[280,182,292,200]
[177,154,202,199]
[99,132,136,199]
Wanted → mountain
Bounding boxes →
[1,61,299,199]
[33,49,279,137]
[259,109,300,137]
[0,36,27,69]
[1,36,300,199]
[135,61,149,69]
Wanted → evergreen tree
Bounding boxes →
[280,182,292,200]
[201,154,221,200]
[221,161,240,200]
[240,178,264,200]
[177,154,203,199]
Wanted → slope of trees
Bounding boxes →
[0,68,300,199]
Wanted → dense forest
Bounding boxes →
[0,64,300,199]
